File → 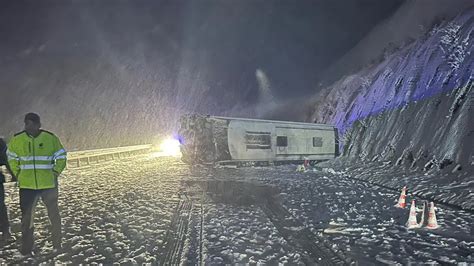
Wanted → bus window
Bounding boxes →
[277,136,288,147]
[313,137,323,147]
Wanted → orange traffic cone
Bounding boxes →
[406,200,420,229]
[304,157,310,168]
[395,186,407,208]
[426,202,439,229]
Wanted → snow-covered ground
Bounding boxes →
[236,165,474,264]
[1,156,473,264]
[318,158,474,211]
[202,204,304,265]
[1,155,185,264]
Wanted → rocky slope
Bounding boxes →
[310,9,473,172]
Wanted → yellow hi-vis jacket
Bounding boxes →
[7,130,67,189]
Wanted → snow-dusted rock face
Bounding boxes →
[310,9,473,170]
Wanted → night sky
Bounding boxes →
[1,0,403,100]
[0,0,403,147]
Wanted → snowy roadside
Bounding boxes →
[316,157,474,211]
[227,165,474,264]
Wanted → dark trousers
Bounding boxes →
[20,187,62,253]
[0,182,10,234]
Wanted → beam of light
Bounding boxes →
[256,68,274,103]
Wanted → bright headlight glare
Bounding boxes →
[159,138,181,156]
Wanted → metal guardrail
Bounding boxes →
[67,144,152,168]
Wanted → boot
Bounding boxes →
[53,241,63,253]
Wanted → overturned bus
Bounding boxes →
[178,114,339,165]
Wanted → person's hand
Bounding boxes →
[53,171,60,187]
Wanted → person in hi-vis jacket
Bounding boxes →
[7,113,67,256]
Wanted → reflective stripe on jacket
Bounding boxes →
[7,130,67,189]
